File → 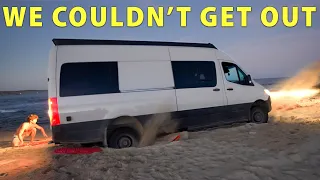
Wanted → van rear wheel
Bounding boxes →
[250,107,268,123]
[108,128,139,149]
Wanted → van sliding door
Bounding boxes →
[171,61,227,129]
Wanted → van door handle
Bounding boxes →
[227,88,233,91]
[213,88,220,91]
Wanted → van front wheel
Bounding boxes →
[250,107,268,123]
[108,128,139,149]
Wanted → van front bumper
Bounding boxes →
[266,96,272,112]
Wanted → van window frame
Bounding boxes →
[221,62,253,86]
[171,61,218,89]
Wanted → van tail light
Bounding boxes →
[48,97,60,126]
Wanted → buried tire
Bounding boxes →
[250,106,268,123]
[108,128,140,149]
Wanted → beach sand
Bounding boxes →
[1,95,320,180]
[0,128,52,148]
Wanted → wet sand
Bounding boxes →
[1,96,320,180]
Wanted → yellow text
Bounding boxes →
[261,6,317,27]
[200,6,252,27]
[2,6,43,27]
[51,6,189,27]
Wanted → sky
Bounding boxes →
[0,0,319,91]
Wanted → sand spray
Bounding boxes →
[271,60,320,92]
[138,107,179,147]
[269,60,320,119]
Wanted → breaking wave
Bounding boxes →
[0,109,18,113]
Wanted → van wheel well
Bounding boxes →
[251,100,268,111]
[107,127,141,149]
[107,116,144,136]
[249,100,269,123]
[106,116,144,148]
[107,126,142,141]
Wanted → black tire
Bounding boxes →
[250,106,268,123]
[108,128,139,149]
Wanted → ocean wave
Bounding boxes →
[0,101,46,110]
[0,109,18,113]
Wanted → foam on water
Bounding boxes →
[0,110,18,113]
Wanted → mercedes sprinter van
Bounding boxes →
[47,39,272,149]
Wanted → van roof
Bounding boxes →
[52,38,218,49]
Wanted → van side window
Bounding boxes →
[59,62,119,97]
[222,62,248,85]
[172,61,217,89]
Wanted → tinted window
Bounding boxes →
[60,62,119,97]
[222,62,248,85]
[172,61,217,89]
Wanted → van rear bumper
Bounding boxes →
[51,120,106,144]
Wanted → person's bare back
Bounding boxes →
[12,114,49,147]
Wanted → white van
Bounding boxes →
[47,38,272,149]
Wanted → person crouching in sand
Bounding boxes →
[12,114,48,147]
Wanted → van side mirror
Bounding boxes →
[246,74,253,85]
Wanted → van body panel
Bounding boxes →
[51,102,253,144]
[47,46,57,98]
[216,58,270,121]
[118,61,174,92]
[55,45,170,63]
[168,47,217,61]
[215,50,233,60]
[55,45,176,127]
[57,90,177,125]
[218,59,269,105]
[168,47,229,125]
